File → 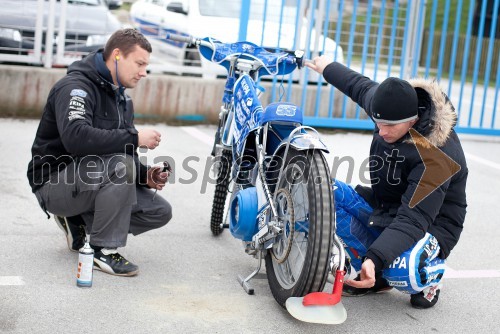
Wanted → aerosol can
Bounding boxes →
[77,241,94,288]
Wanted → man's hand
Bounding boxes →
[345,258,376,288]
[305,55,333,75]
[138,128,162,150]
[147,166,169,190]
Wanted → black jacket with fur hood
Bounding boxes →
[323,62,468,272]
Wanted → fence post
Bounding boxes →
[44,0,56,68]
[55,0,68,65]
[34,0,44,64]
[402,0,425,79]
[238,0,251,41]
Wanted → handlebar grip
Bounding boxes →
[299,58,315,69]
[165,33,196,45]
[295,57,306,69]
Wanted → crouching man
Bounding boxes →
[307,56,468,308]
[27,29,172,277]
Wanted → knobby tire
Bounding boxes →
[210,149,232,235]
[265,149,334,307]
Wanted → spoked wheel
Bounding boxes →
[271,189,295,264]
[210,149,232,235]
[265,149,334,307]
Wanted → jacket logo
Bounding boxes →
[70,89,87,98]
[68,96,86,121]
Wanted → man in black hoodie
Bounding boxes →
[27,29,172,277]
[307,56,467,308]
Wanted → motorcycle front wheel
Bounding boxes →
[210,149,232,235]
[265,149,334,307]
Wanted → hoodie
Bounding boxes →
[27,50,148,193]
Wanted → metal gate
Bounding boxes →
[238,0,500,136]
[2,0,498,135]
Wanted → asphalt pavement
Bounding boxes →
[1,119,499,333]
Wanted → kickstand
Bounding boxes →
[237,250,263,295]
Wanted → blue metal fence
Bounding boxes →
[240,0,500,136]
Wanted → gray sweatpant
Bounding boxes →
[35,154,172,248]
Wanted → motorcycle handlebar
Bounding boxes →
[165,33,307,69]
[284,51,308,69]
[165,33,212,48]
[166,33,197,45]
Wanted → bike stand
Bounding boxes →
[237,251,263,295]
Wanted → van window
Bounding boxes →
[25,0,102,3]
[68,0,101,4]
[199,0,299,23]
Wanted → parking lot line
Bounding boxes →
[180,126,213,147]
[464,152,500,170]
[445,267,500,279]
[0,276,24,286]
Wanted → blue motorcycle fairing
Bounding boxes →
[261,102,303,125]
[198,37,297,77]
[229,186,259,241]
[232,75,264,156]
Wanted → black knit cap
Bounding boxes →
[371,77,418,124]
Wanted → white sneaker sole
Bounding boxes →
[53,216,77,252]
[93,258,139,277]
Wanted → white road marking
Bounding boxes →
[0,276,25,285]
[445,267,500,279]
[465,152,500,170]
[180,126,213,147]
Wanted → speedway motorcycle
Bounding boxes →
[167,34,347,324]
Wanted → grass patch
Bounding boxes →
[424,0,473,34]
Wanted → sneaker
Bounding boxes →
[410,285,441,309]
[93,248,139,277]
[53,215,86,252]
[342,273,393,296]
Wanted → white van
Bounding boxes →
[130,0,344,79]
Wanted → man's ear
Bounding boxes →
[113,48,121,61]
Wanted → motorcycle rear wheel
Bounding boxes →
[265,149,334,307]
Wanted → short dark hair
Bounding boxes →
[103,28,152,60]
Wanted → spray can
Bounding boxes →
[77,241,94,288]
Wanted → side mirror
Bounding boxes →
[166,2,188,15]
[106,0,122,10]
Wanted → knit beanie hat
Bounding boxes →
[371,77,418,124]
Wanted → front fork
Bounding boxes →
[211,105,230,157]
[331,234,347,274]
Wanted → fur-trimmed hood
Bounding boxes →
[406,79,457,148]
